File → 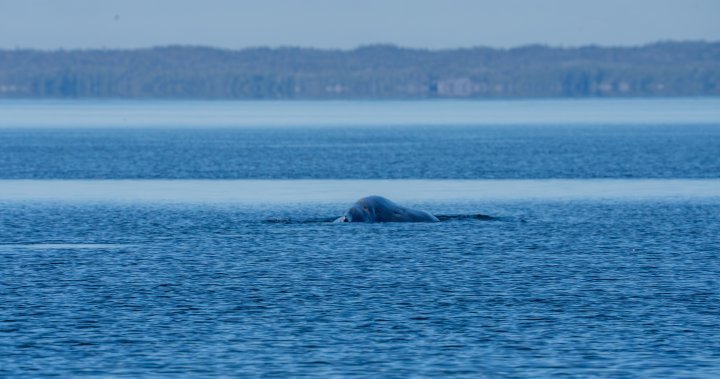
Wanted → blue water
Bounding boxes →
[1,100,720,377]
[1,125,720,179]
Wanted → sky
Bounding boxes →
[1,0,719,50]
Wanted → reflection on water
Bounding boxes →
[1,98,719,128]
[0,179,718,203]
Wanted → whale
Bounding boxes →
[335,195,440,223]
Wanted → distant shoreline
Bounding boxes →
[1,42,718,100]
[3,40,718,53]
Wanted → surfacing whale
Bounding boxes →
[335,195,440,223]
[263,195,494,224]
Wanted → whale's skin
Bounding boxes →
[336,195,439,223]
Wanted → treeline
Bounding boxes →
[0,42,718,99]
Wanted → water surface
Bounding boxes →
[1,197,719,378]
[1,99,720,377]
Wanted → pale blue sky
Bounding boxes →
[1,0,718,50]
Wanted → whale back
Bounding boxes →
[344,195,439,223]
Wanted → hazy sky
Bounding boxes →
[1,0,719,50]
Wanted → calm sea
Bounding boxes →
[1,99,719,377]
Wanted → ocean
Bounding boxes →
[1,99,719,377]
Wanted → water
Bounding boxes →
[1,125,719,179]
[1,99,720,377]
